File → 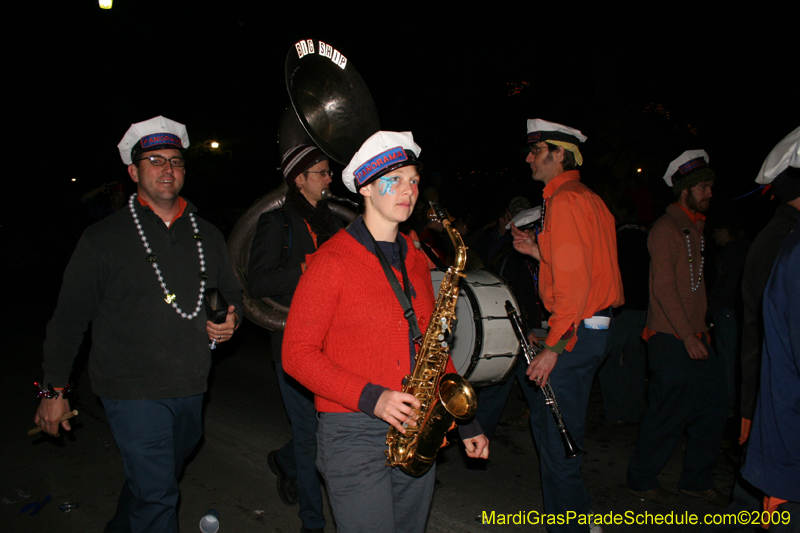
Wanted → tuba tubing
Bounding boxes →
[226,180,357,331]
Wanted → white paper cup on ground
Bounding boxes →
[199,509,220,533]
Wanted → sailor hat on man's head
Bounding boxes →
[526,119,587,146]
[526,119,587,166]
[757,126,800,202]
[662,149,716,192]
[506,206,542,230]
[342,131,421,194]
[117,116,190,165]
[756,126,800,185]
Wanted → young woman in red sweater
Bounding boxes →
[283,131,488,533]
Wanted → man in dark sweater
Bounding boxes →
[740,126,800,441]
[714,126,800,533]
[34,116,243,533]
[247,144,342,533]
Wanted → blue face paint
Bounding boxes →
[378,176,397,196]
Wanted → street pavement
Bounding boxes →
[4,320,739,532]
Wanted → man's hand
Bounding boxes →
[510,223,541,261]
[525,346,558,386]
[34,396,72,437]
[375,390,421,434]
[463,434,490,459]
[684,335,709,360]
[528,331,541,347]
[206,305,237,344]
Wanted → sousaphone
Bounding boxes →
[227,38,380,330]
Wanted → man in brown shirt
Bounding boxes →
[626,150,729,507]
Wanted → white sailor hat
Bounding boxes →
[342,131,421,194]
[526,119,587,146]
[526,119,587,166]
[756,126,800,184]
[506,206,542,230]
[117,116,190,165]
[662,149,715,190]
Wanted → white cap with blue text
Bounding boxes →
[342,131,421,193]
[662,149,710,187]
[117,116,190,165]
[756,125,800,184]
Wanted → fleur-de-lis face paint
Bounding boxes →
[378,175,398,196]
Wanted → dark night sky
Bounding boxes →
[7,1,798,244]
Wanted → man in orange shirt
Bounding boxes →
[512,119,623,533]
[626,150,729,507]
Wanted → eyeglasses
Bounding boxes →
[529,145,544,155]
[304,169,334,177]
[136,155,186,167]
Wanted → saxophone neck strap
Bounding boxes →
[363,219,423,343]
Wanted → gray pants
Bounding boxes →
[317,412,436,533]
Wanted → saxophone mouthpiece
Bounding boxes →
[429,201,449,223]
[321,188,359,208]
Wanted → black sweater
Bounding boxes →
[247,204,343,361]
[42,198,242,400]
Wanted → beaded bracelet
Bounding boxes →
[35,382,72,399]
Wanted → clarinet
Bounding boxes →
[505,301,582,459]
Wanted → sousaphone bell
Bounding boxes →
[227,38,380,331]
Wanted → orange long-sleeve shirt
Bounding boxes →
[538,171,624,351]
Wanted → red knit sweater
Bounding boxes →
[283,229,451,414]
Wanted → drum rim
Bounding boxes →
[432,269,522,387]
[457,278,484,381]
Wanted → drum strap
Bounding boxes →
[419,240,446,270]
[363,220,423,344]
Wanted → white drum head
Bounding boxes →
[430,270,521,387]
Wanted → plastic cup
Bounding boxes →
[199,509,220,533]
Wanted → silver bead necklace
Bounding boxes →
[129,193,206,319]
[683,229,704,292]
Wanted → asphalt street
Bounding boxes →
[4,320,740,532]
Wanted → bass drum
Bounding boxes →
[431,270,521,387]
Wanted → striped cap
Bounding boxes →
[281,145,327,184]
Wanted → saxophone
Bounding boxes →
[385,201,477,477]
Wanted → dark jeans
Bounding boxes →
[523,315,612,533]
[274,362,325,530]
[627,333,728,491]
[702,475,763,532]
[597,309,647,423]
[475,359,521,440]
[102,394,204,533]
[713,308,739,411]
